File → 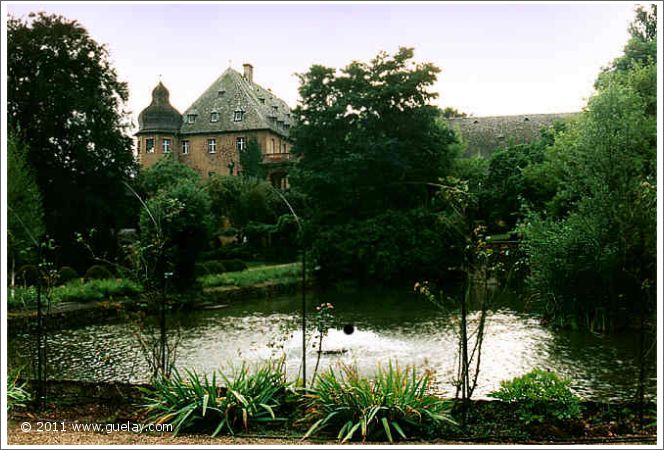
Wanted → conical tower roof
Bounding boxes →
[137,82,182,134]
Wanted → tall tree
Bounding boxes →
[7,132,45,286]
[290,47,459,224]
[7,12,137,267]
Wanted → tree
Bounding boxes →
[7,12,137,268]
[440,107,469,118]
[7,132,45,287]
[138,159,213,289]
[239,139,265,179]
[520,6,657,330]
[290,47,459,224]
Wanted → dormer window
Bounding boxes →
[258,97,265,104]
[233,110,244,122]
[217,89,225,97]
[186,114,197,124]
[210,111,219,122]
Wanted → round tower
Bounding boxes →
[135,82,182,168]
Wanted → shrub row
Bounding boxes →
[194,259,248,277]
[14,264,115,287]
[140,364,580,442]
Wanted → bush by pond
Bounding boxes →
[489,368,582,425]
[84,265,113,281]
[199,263,301,288]
[302,363,455,442]
[57,266,79,285]
[140,360,289,436]
[8,278,143,309]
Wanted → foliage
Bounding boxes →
[137,154,200,197]
[244,215,299,261]
[312,302,335,380]
[138,171,213,289]
[221,259,248,272]
[302,363,454,442]
[84,264,113,280]
[440,107,469,118]
[8,13,138,267]
[520,57,656,329]
[7,370,31,411]
[141,360,289,436]
[489,369,582,425]
[311,208,465,284]
[290,47,459,224]
[8,278,142,308]
[16,264,39,286]
[199,263,302,288]
[57,266,79,285]
[205,175,283,231]
[239,139,265,179]
[7,133,44,268]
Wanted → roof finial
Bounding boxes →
[158,73,162,83]
[228,59,232,68]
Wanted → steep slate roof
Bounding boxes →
[447,112,578,158]
[137,82,183,134]
[180,67,292,138]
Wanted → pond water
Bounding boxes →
[8,286,656,401]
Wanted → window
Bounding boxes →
[210,112,219,122]
[270,138,276,154]
[181,140,190,155]
[236,137,246,152]
[137,139,141,151]
[233,110,244,122]
[186,114,197,124]
[162,138,171,153]
[146,138,155,153]
[207,139,216,154]
[217,89,225,97]
[258,97,265,104]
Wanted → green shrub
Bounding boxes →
[489,369,582,425]
[199,263,301,288]
[303,363,454,443]
[57,266,79,285]
[7,369,31,411]
[205,260,227,274]
[7,286,37,309]
[141,360,289,436]
[16,265,39,286]
[53,278,142,303]
[220,259,247,272]
[84,264,113,280]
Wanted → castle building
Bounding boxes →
[136,64,292,188]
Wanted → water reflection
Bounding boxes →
[8,287,655,401]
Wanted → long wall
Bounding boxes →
[136,129,291,178]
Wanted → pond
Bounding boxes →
[8,286,656,401]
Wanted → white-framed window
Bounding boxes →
[181,140,190,155]
[236,137,246,152]
[233,110,244,122]
[186,114,197,124]
[162,138,171,153]
[146,138,155,153]
[210,112,219,123]
[208,138,216,154]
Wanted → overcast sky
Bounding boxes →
[6,2,644,128]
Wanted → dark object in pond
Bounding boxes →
[322,349,348,355]
[343,324,355,335]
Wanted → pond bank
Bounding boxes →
[8,379,657,445]
[6,277,316,334]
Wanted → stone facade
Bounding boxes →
[135,65,293,184]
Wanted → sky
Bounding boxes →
[5,2,645,130]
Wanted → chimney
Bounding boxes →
[243,63,254,83]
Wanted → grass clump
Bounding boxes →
[199,262,301,288]
[302,363,455,443]
[140,360,290,436]
[7,369,31,411]
[489,368,582,425]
